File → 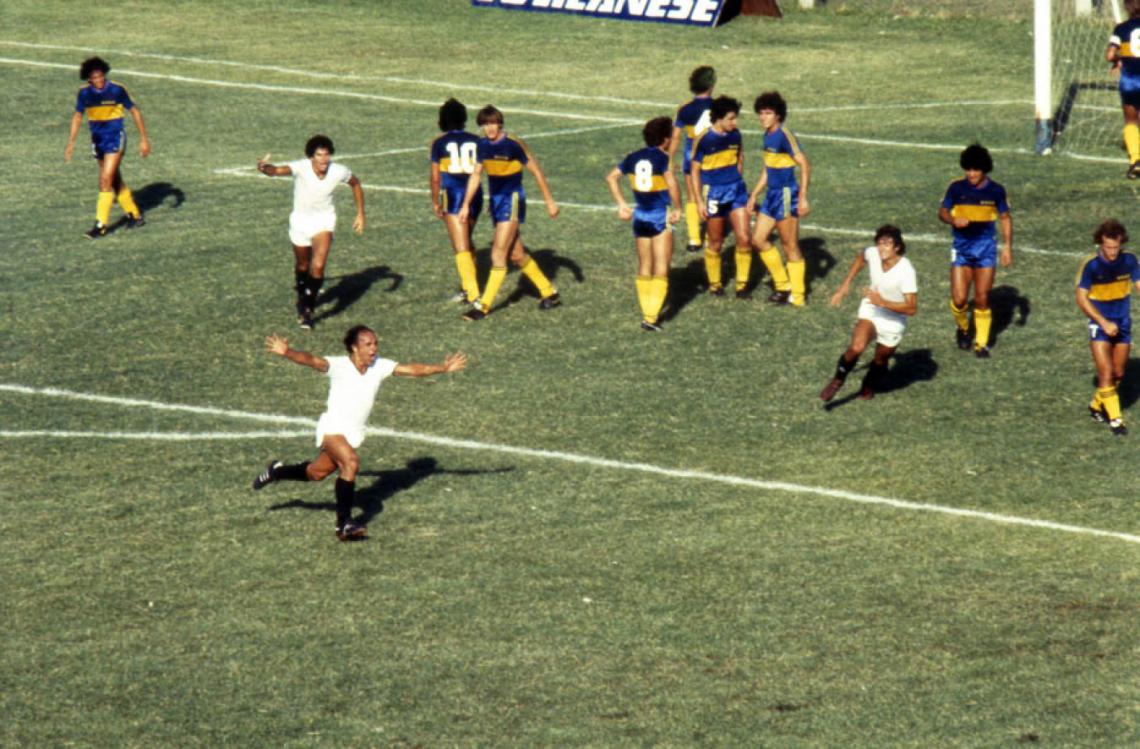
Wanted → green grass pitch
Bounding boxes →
[2,1,1138,746]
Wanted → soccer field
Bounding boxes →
[2,1,1139,746]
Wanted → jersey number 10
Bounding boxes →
[445,142,477,174]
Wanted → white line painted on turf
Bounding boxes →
[4,383,1139,546]
[0,430,313,441]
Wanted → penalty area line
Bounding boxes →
[0,430,313,441]
[3,382,1139,546]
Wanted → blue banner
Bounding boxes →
[471,0,730,28]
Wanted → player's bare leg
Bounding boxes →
[776,216,806,306]
[729,207,753,298]
[949,265,975,351]
[751,213,790,303]
[317,434,367,538]
[466,220,518,320]
[704,216,727,295]
[444,213,480,303]
[971,265,996,357]
[821,319,877,401]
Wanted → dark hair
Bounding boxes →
[438,98,467,131]
[689,66,716,94]
[753,91,787,122]
[80,57,110,81]
[476,105,504,127]
[710,95,741,123]
[874,224,906,255]
[343,325,374,353]
[1127,0,1140,18]
[305,135,335,158]
[642,116,673,147]
[1093,218,1130,245]
[959,143,993,174]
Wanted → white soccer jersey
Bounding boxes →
[288,159,352,215]
[315,355,398,448]
[856,246,917,347]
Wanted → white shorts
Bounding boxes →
[289,210,336,247]
[316,413,365,449]
[857,298,907,348]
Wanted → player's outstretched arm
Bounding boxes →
[829,251,867,307]
[264,334,329,372]
[257,154,293,177]
[394,352,468,377]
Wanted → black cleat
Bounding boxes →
[1110,418,1128,436]
[125,214,146,230]
[735,288,753,300]
[974,346,991,359]
[84,222,107,239]
[463,304,486,322]
[538,292,562,310]
[1089,405,1108,424]
[252,460,282,490]
[956,328,972,351]
[686,243,703,253]
[640,320,662,332]
[336,522,368,541]
[767,290,790,305]
[708,285,725,297]
[1128,161,1140,180]
[819,378,844,402]
[299,309,314,330]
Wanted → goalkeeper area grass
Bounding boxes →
[2,2,1139,746]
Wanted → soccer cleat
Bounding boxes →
[767,290,790,305]
[640,320,662,332]
[125,214,146,230]
[1089,405,1108,424]
[336,522,368,541]
[1128,161,1140,180]
[819,378,844,402]
[686,242,703,253]
[463,304,486,322]
[449,289,469,304]
[84,222,107,239]
[538,292,562,310]
[857,386,875,400]
[789,294,806,308]
[1110,418,1128,436]
[956,328,972,351]
[252,460,282,490]
[735,288,752,300]
[974,346,991,359]
[708,285,725,297]
[299,309,314,330]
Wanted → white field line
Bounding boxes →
[0,430,312,441]
[1,40,1031,114]
[3,383,1139,546]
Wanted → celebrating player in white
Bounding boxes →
[251,325,467,541]
[257,135,365,330]
[820,225,918,402]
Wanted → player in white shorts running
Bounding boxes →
[251,325,466,541]
[820,225,918,402]
[257,135,365,330]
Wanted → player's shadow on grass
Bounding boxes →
[1114,357,1140,409]
[824,349,938,410]
[659,255,707,324]
[265,457,513,525]
[989,285,1030,348]
[105,182,186,234]
[500,248,585,309]
[315,265,403,323]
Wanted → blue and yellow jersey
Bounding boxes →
[1110,18,1140,88]
[674,95,713,167]
[75,80,135,138]
[761,126,804,192]
[619,146,672,212]
[476,134,527,196]
[691,128,742,187]
[941,177,1010,244]
[431,130,481,191]
[1077,251,1140,319]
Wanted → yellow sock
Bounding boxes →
[1125,123,1140,163]
[949,299,970,332]
[974,307,993,349]
[1090,390,1103,412]
[116,187,140,218]
[685,201,701,247]
[759,247,790,292]
[454,251,480,302]
[519,257,555,298]
[788,260,806,305]
[704,249,722,289]
[734,248,753,292]
[479,266,508,311]
[96,191,114,225]
[649,275,668,323]
[635,275,653,322]
[1098,386,1122,422]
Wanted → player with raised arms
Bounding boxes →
[605,116,683,331]
[251,325,467,540]
[1106,0,1140,179]
[257,135,365,330]
[1075,219,1140,436]
[430,98,483,305]
[64,56,151,238]
[668,65,716,254]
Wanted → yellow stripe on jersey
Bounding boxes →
[1122,42,1135,58]
[1088,277,1134,302]
[483,160,523,177]
[439,157,454,172]
[763,152,797,169]
[951,204,999,222]
[86,104,125,121]
[628,174,669,192]
[701,150,739,170]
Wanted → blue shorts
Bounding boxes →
[950,238,997,268]
[489,191,525,225]
[701,180,749,219]
[632,206,669,238]
[1120,76,1140,108]
[1089,315,1132,343]
[444,185,483,218]
[757,186,799,221]
[90,131,125,160]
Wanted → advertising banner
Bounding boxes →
[471,0,731,28]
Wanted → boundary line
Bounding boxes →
[0,430,312,441]
[3,383,1138,546]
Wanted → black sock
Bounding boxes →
[335,478,355,528]
[835,353,856,380]
[306,275,324,307]
[276,461,310,481]
[861,361,888,392]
